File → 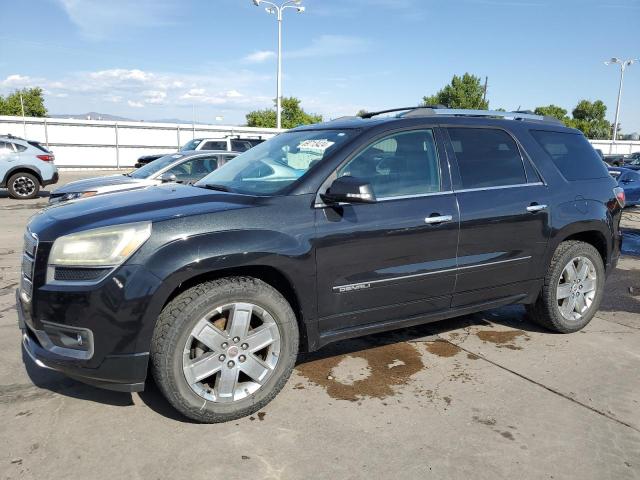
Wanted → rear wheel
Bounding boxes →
[151,277,299,423]
[8,172,40,200]
[527,241,605,333]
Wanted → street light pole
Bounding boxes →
[252,0,305,130]
[605,57,637,143]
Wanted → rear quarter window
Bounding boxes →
[530,130,609,180]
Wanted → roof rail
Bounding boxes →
[356,106,563,125]
[400,107,564,124]
[359,106,445,119]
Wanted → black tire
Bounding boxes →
[7,172,40,200]
[150,277,299,423]
[527,241,605,333]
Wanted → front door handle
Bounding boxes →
[424,214,453,225]
[526,204,547,213]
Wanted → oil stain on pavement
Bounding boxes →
[475,330,530,350]
[296,342,423,401]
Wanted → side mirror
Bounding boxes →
[158,172,177,183]
[320,176,376,204]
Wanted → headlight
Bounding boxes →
[62,191,97,202]
[49,222,152,267]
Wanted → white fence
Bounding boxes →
[1,115,638,168]
[0,115,281,168]
[589,140,640,156]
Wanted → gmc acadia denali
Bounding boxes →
[17,107,624,423]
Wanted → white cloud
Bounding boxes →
[143,90,167,104]
[244,50,276,63]
[1,67,273,119]
[56,0,181,40]
[1,74,34,87]
[287,35,369,59]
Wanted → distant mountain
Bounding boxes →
[51,112,134,121]
[52,113,213,125]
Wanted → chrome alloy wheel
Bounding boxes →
[556,256,597,321]
[182,302,281,403]
[12,176,37,197]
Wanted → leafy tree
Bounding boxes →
[423,73,489,110]
[356,109,368,118]
[0,88,47,117]
[534,104,569,122]
[566,100,611,139]
[246,97,321,129]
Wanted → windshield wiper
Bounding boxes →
[197,184,233,192]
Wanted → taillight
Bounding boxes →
[37,154,54,162]
[614,187,625,208]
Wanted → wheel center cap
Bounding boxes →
[227,346,239,358]
[571,284,578,293]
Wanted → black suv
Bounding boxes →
[18,107,624,423]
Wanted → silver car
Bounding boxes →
[0,135,58,199]
[49,151,238,204]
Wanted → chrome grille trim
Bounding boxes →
[20,229,38,302]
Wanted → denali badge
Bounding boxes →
[335,283,371,293]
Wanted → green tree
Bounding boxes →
[356,109,368,118]
[423,73,489,110]
[534,104,569,122]
[246,97,322,129]
[0,88,47,117]
[567,100,611,139]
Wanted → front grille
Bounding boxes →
[20,230,38,301]
[53,267,111,282]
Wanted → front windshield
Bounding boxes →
[196,129,358,195]
[130,153,185,179]
[181,139,203,151]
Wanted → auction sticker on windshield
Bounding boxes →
[298,139,335,153]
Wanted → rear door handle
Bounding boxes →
[424,214,453,225]
[526,204,547,213]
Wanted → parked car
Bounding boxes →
[49,151,238,204]
[134,136,265,168]
[608,166,640,206]
[18,107,623,423]
[594,148,605,161]
[604,154,626,166]
[621,153,640,171]
[0,135,58,199]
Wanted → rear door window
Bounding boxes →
[530,130,609,180]
[448,128,527,189]
[201,141,227,151]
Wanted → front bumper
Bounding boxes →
[17,263,156,392]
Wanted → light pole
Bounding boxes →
[252,0,305,129]
[604,57,637,143]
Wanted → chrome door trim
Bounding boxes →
[332,256,532,293]
[453,182,544,194]
[314,190,455,208]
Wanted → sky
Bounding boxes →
[0,0,638,131]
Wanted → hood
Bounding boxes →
[30,184,257,241]
[52,174,145,194]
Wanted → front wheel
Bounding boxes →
[527,241,605,333]
[151,277,299,423]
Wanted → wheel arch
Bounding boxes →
[549,225,610,269]
[142,263,313,353]
[2,166,43,186]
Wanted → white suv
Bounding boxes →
[0,135,59,199]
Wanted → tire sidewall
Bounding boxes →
[547,243,605,331]
[159,280,298,420]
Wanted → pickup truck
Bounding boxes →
[134,136,265,168]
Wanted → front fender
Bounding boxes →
[132,228,316,353]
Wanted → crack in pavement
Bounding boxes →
[437,336,640,434]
